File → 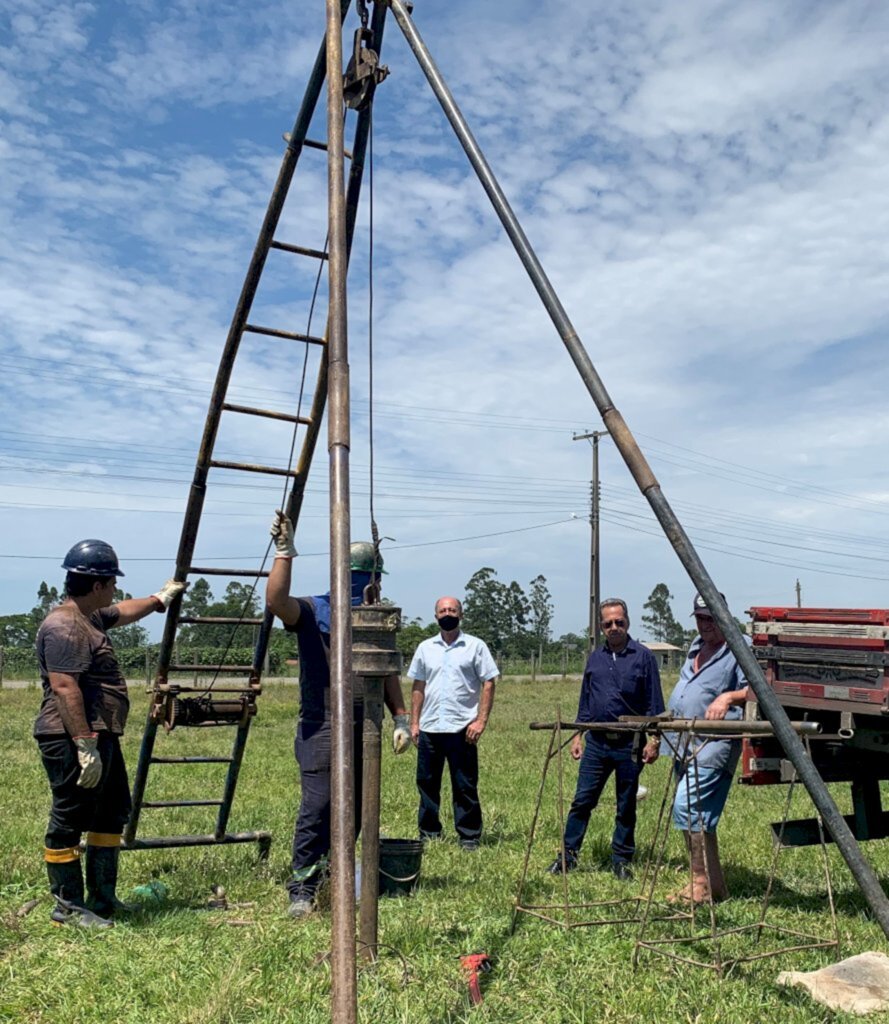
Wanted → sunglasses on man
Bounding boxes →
[601,617,626,629]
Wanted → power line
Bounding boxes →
[600,512,889,583]
[0,516,578,562]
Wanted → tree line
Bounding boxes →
[0,573,705,670]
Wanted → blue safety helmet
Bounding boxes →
[61,539,125,578]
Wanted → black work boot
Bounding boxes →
[47,859,113,929]
[86,845,135,917]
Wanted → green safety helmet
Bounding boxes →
[350,541,387,574]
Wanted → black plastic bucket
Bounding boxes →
[379,838,423,897]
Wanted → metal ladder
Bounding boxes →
[123,0,388,854]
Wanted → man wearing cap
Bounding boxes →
[266,510,411,918]
[548,598,664,880]
[34,540,186,927]
[663,592,749,903]
[408,596,499,851]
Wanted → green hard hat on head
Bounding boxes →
[350,541,387,574]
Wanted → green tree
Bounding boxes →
[396,616,438,659]
[528,575,553,657]
[30,581,60,632]
[463,568,506,651]
[463,568,532,657]
[641,583,692,648]
[0,613,35,647]
[177,578,261,648]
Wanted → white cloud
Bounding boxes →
[0,0,887,636]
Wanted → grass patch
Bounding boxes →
[1,679,884,1022]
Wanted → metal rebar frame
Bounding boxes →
[513,715,686,931]
[515,721,838,972]
[633,733,839,975]
[386,0,889,940]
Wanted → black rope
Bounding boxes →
[368,102,381,576]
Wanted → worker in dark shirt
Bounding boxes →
[548,598,664,880]
[34,539,185,927]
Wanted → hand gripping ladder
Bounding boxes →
[123,0,389,854]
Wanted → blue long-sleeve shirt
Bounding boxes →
[576,638,665,730]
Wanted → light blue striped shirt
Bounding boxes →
[661,634,750,773]
[408,631,499,733]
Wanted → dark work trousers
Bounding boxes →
[289,713,363,898]
[36,733,131,849]
[416,729,482,842]
[562,736,641,864]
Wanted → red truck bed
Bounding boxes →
[748,605,889,715]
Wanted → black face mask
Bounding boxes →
[438,614,460,632]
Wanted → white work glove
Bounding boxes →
[270,509,297,559]
[74,736,102,789]
[153,579,188,610]
[392,714,411,755]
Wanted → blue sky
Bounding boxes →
[2,0,889,640]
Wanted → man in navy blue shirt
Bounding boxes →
[548,598,664,880]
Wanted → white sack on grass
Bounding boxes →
[777,952,889,1016]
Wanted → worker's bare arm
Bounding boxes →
[48,671,92,737]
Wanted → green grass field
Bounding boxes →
[2,678,885,1023]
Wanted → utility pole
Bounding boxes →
[795,578,802,608]
[573,430,609,649]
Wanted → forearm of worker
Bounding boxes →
[48,672,93,737]
[466,678,496,742]
[383,674,407,716]
[114,597,165,626]
[705,686,750,719]
[266,557,301,626]
[410,681,425,738]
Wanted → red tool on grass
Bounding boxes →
[459,953,493,1006]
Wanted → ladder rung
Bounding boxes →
[222,403,311,427]
[150,756,235,764]
[142,799,224,808]
[178,615,265,625]
[188,567,270,578]
[303,138,352,159]
[244,323,326,345]
[168,664,255,673]
[209,460,297,478]
[270,240,329,260]
[122,830,271,851]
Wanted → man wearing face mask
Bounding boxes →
[266,511,411,919]
[548,598,664,881]
[408,596,499,850]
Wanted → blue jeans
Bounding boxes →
[563,736,641,864]
[416,729,481,842]
[671,763,734,833]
